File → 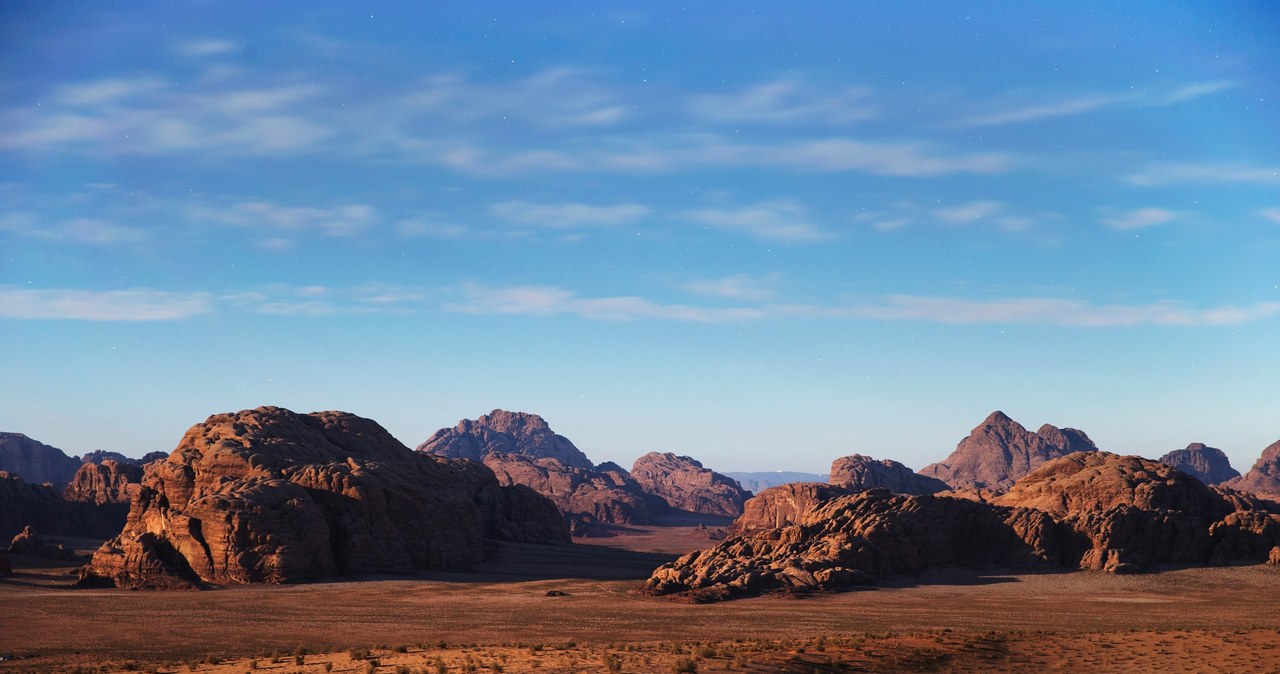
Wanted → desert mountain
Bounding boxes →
[63,459,143,506]
[418,411,658,531]
[828,454,948,495]
[0,432,81,488]
[1225,440,1280,498]
[919,411,1098,490]
[732,482,854,535]
[0,471,124,541]
[417,409,594,469]
[724,471,827,494]
[1156,443,1240,486]
[630,452,750,517]
[82,407,568,589]
[480,453,655,532]
[646,451,1280,601]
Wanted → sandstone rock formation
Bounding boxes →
[81,407,568,589]
[829,454,949,495]
[0,471,123,541]
[646,451,1280,601]
[80,450,136,465]
[481,453,654,534]
[630,452,750,517]
[418,410,594,469]
[419,411,657,531]
[0,432,81,488]
[7,525,77,560]
[1158,443,1240,485]
[732,482,854,534]
[1225,440,1280,498]
[63,459,143,505]
[919,411,1098,490]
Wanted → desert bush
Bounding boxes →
[603,653,623,672]
[395,644,409,653]
[672,657,698,673]
[350,647,373,660]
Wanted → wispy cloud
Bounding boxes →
[401,68,628,128]
[681,200,834,242]
[1127,162,1280,186]
[690,80,876,124]
[0,287,213,321]
[683,274,780,302]
[0,212,147,246]
[449,283,767,323]
[396,218,469,239]
[225,283,427,316]
[934,200,1006,224]
[851,295,1280,327]
[956,80,1236,127]
[193,201,379,239]
[1101,207,1177,230]
[1260,208,1280,226]
[177,38,240,57]
[490,201,650,229]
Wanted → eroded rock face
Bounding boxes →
[417,410,594,469]
[80,450,135,465]
[0,433,81,488]
[481,453,654,532]
[828,454,948,495]
[630,452,750,517]
[1225,440,1280,498]
[82,407,568,589]
[647,452,1280,601]
[919,411,1099,490]
[419,412,658,530]
[64,460,143,505]
[732,482,854,534]
[1159,443,1240,485]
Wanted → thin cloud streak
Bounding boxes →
[0,288,214,321]
[1101,207,1177,230]
[681,201,834,242]
[490,201,650,229]
[1127,162,1280,186]
[956,80,1236,127]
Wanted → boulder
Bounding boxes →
[920,411,1098,490]
[81,406,568,589]
[1158,443,1240,485]
[828,454,948,495]
[630,452,750,517]
[0,433,81,489]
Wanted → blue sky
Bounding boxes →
[2,2,1278,473]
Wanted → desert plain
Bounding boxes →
[5,523,1280,674]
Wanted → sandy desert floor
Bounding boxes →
[3,527,1280,673]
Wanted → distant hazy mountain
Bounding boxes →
[723,471,828,494]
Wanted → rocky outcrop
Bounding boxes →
[732,482,854,534]
[829,455,949,495]
[0,433,81,488]
[646,451,1280,601]
[417,410,594,469]
[0,471,123,540]
[630,452,750,517]
[80,450,134,465]
[419,411,657,531]
[63,460,143,505]
[81,407,568,589]
[140,451,168,463]
[481,454,654,533]
[1225,440,1280,498]
[7,525,77,560]
[1159,443,1240,485]
[919,411,1098,490]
